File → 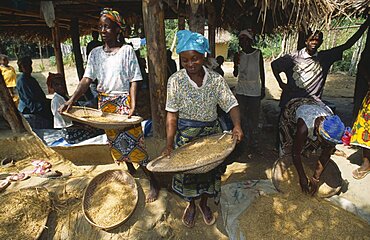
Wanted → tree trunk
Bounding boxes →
[206,1,216,57]
[178,15,185,69]
[278,32,286,57]
[70,18,84,80]
[188,3,204,34]
[297,30,306,50]
[52,20,67,94]
[0,73,25,133]
[142,0,167,138]
[38,41,44,68]
[352,28,370,121]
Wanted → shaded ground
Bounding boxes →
[1,59,369,239]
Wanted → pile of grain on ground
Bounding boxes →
[158,134,233,169]
[86,181,136,227]
[276,161,341,197]
[0,188,50,240]
[278,164,311,194]
[239,193,370,239]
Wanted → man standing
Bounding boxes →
[233,29,265,147]
[86,31,103,58]
[271,18,370,109]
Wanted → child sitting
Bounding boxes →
[48,73,103,144]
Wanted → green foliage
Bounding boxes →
[228,33,282,61]
[332,49,352,73]
[49,53,75,67]
[256,34,282,60]
[49,56,56,66]
[63,52,75,66]
[139,46,147,58]
[165,19,178,49]
[227,34,239,60]
[38,63,45,72]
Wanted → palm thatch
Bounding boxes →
[0,0,368,44]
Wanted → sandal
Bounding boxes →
[0,158,14,167]
[197,204,216,226]
[352,168,370,180]
[41,170,63,179]
[7,173,29,182]
[31,160,52,175]
[0,180,10,192]
[182,203,196,228]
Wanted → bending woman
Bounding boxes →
[59,8,159,202]
[163,30,243,228]
[279,97,345,194]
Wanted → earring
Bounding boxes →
[117,34,121,42]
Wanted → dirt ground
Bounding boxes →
[1,59,366,239]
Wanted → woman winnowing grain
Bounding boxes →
[59,8,159,203]
[163,30,244,228]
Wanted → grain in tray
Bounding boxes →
[166,134,233,168]
[86,181,135,227]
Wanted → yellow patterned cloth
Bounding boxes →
[99,93,149,165]
[0,65,16,88]
[351,91,370,149]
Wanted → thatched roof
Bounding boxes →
[0,0,368,44]
[214,0,370,33]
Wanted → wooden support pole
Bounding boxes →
[178,14,185,69]
[51,20,67,93]
[142,0,167,138]
[206,1,216,57]
[178,15,185,31]
[0,73,26,133]
[297,30,307,50]
[70,18,85,80]
[352,27,370,120]
[188,3,204,34]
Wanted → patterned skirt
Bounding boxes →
[99,93,149,166]
[279,98,321,156]
[351,91,370,149]
[172,118,224,203]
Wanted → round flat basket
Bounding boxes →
[147,133,236,174]
[82,170,138,230]
[272,155,343,198]
[0,187,50,240]
[61,106,143,129]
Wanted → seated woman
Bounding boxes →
[16,56,53,129]
[163,30,243,228]
[48,73,103,144]
[279,97,345,194]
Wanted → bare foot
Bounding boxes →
[198,203,215,225]
[182,201,196,228]
[146,181,159,203]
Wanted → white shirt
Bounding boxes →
[83,45,142,95]
[51,93,73,128]
[166,66,238,122]
[235,50,261,97]
[295,104,332,140]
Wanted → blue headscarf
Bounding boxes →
[176,30,210,55]
[319,115,345,144]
